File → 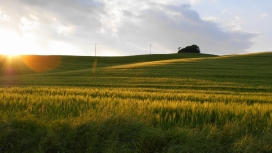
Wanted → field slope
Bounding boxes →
[0,52,272,152]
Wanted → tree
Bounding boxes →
[178,44,200,53]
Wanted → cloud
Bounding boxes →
[0,0,107,55]
[260,14,267,18]
[116,3,257,55]
[202,16,218,22]
[0,1,258,55]
[234,16,240,21]
[189,0,201,5]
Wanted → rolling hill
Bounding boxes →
[1,52,272,152]
[1,52,271,91]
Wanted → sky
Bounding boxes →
[0,0,271,56]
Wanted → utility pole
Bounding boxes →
[95,43,97,56]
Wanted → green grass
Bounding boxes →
[0,52,272,152]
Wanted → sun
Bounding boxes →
[3,53,20,63]
[6,53,19,59]
[0,29,47,57]
[0,29,24,56]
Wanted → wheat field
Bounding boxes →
[0,52,272,152]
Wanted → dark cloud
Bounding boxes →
[122,10,134,17]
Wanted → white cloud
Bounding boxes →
[234,16,240,21]
[19,17,40,31]
[0,9,10,21]
[260,13,267,18]
[189,0,201,5]
[229,22,242,31]
[202,16,217,22]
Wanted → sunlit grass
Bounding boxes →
[0,52,272,152]
[0,87,272,152]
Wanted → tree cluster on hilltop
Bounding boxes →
[178,44,200,53]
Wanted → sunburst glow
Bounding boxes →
[6,54,19,60]
[0,29,23,56]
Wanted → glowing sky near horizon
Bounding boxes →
[0,0,271,56]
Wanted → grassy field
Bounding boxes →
[0,52,272,152]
